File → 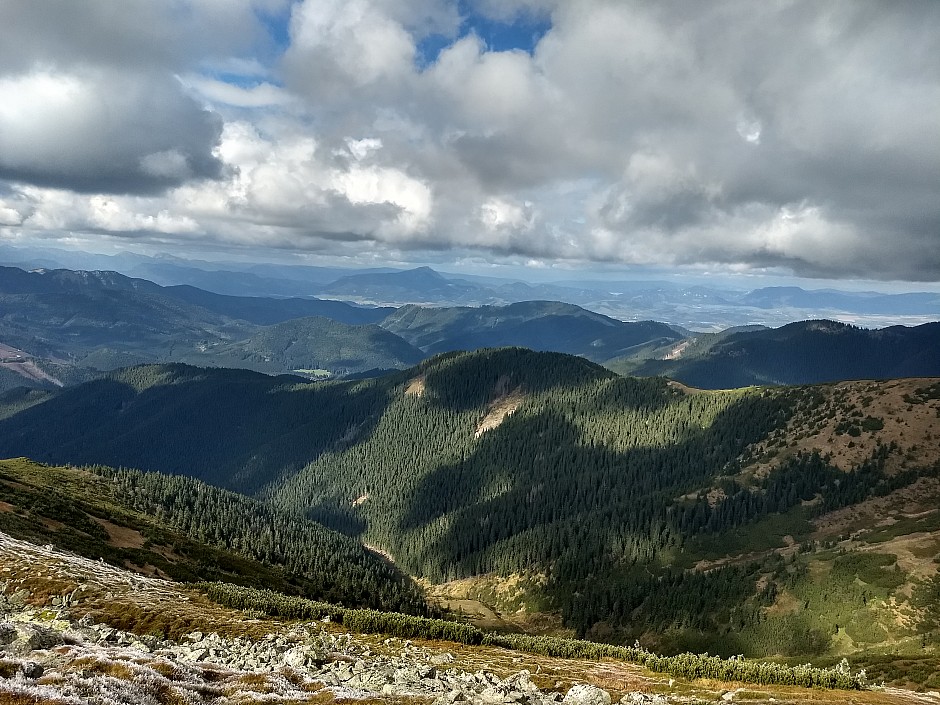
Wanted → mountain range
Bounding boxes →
[3,243,938,328]
[3,264,940,394]
[2,257,940,690]
[1,348,939,674]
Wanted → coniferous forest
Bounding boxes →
[1,348,939,664]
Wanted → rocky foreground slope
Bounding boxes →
[2,531,939,705]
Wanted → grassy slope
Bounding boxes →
[0,457,297,590]
[640,378,940,683]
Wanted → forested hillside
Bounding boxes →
[184,316,425,378]
[1,349,939,665]
[0,364,393,492]
[381,301,682,361]
[0,457,427,614]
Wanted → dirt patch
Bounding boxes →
[666,380,704,395]
[0,344,63,386]
[0,500,15,513]
[36,516,68,533]
[662,341,690,360]
[0,359,63,386]
[475,388,525,438]
[92,517,148,549]
[405,376,426,397]
[765,589,802,617]
[352,493,370,507]
[363,542,396,565]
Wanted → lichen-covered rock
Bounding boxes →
[5,622,63,655]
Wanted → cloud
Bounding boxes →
[282,0,419,102]
[0,0,275,73]
[0,0,938,281]
[0,69,224,194]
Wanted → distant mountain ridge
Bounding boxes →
[741,286,940,315]
[0,265,413,381]
[383,300,683,361]
[3,242,939,328]
[1,264,938,392]
[319,266,483,303]
[624,319,940,387]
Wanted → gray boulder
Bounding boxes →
[562,684,611,705]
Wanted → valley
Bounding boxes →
[1,4,936,700]
[2,264,939,393]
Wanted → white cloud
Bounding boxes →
[0,0,938,280]
[183,76,293,108]
[0,68,222,193]
[346,138,384,161]
[480,198,535,233]
[284,0,417,98]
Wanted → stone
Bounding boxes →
[0,623,16,645]
[620,694,668,705]
[7,622,63,654]
[283,646,312,669]
[19,661,44,679]
[480,686,507,704]
[562,684,611,705]
[507,670,537,693]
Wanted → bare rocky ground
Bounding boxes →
[2,531,939,705]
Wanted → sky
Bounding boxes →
[0,1,938,288]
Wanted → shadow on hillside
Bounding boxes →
[0,366,393,495]
[397,390,791,584]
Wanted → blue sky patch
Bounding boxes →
[417,3,552,66]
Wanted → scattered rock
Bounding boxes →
[0,622,17,645]
[5,622,64,655]
[0,605,680,705]
[620,694,668,704]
